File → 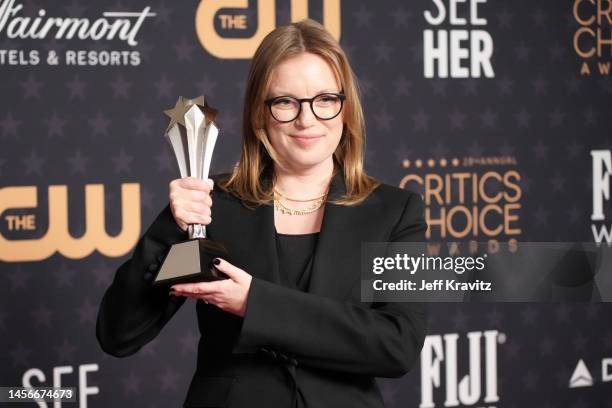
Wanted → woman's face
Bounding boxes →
[265,52,344,172]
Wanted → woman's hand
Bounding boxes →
[170,259,253,317]
[169,177,214,231]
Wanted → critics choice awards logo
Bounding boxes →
[573,0,612,76]
[400,155,522,252]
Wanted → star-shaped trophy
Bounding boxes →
[152,96,229,286]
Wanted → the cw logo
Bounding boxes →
[0,184,140,262]
[195,0,341,59]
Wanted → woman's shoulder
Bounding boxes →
[210,172,252,208]
[210,172,238,199]
[369,181,423,209]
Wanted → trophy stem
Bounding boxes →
[188,224,207,239]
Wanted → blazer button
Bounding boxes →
[148,263,158,272]
[143,271,153,281]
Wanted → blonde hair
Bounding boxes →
[220,19,379,206]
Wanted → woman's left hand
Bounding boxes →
[170,258,252,317]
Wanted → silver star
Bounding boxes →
[514,42,530,61]
[154,0,173,25]
[78,298,97,324]
[68,150,89,175]
[122,371,143,395]
[45,112,67,138]
[431,79,447,96]
[55,263,76,288]
[89,112,111,136]
[196,76,217,97]
[55,339,76,362]
[514,109,531,128]
[392,7,412,28]
[109,75,133,98]
[393,76,412,96]
[532,77,549,95]
[374,42,392,63]
[91,261,113,287]
[497,75,514,96]
[532,140,548,159]
[66,75,88,99]
[551,174,565,192]
[0,112,21,137]
[155,148,174,172]
[64,0,86,17]
[31,303,54,327]
[412,109,429,131]
[20,74,43,99]
[448,109,466,129]
[375,109,393,131]
[467,140,484,156]
[154,75,175,99]
[23,150,45,175]
[480,109,497,128]
[549,109,565,127]
[140,185,156,210]
[174,37,196,61]
[10,343,31,366]
[112,148,134,174]
[133,112,153,135]
[353,5,372,27]
[497,8,513,28]
[9,267,29,291]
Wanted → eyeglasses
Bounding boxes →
[264,92,346,123]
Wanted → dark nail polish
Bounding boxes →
[213,258,221,265]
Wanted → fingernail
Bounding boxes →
[213,258,220,265]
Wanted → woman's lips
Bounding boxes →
[291,135,322,145]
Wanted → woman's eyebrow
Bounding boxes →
[268,88,341,97]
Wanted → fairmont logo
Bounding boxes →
[0,0,155,46]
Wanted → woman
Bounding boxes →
[97,19,427,408]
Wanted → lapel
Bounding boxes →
[305,171,364,298]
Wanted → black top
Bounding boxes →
[275,230,319,291]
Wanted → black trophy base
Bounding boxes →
[152,238,230,286]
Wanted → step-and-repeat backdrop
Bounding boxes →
[1,0,611,407]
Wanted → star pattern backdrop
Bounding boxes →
[1,1,611,407]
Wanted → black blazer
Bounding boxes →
[96,172,428,408]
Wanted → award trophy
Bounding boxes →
[153,96,229,286]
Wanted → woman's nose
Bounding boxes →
[294,101,317,127]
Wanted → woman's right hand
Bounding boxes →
[169,177,214,232]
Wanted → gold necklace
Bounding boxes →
[273,188,327,202]
[274,196,327,215]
